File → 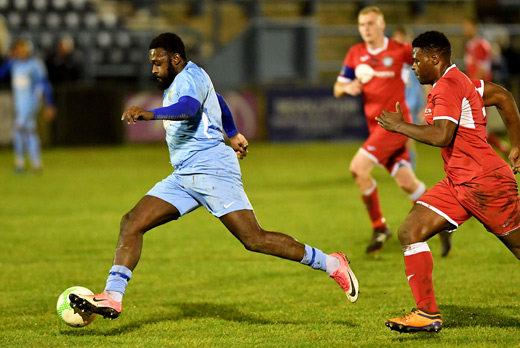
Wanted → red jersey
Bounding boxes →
[338,37,413,131]
[424,65,507,184]
[464,36,492,80]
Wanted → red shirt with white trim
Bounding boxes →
[424,65,507,184]
[338,38,413,131]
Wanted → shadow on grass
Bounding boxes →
[387,304,519,342]
[442,304,520,329]
[60,302,357,336]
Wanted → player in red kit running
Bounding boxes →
[334,6,427,254]
[377,30,520,333]
[437,18,513,256]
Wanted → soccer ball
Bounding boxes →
[56,286,96,327]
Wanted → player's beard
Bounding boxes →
[156,62,177,90]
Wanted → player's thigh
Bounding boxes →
[123,195,181,232]
[220,209,262,241]
[399,204,455,245]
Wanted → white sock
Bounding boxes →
[325,255,340,275]
[105,290,123,302]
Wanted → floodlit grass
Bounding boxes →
[1,141,519,347]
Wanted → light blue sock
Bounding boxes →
[300,244,327,272]
[105,265,132,296]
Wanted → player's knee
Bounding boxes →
[120,211,142,235]
[239,228,266,252]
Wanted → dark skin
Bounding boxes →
[375,47,520,258]
[114,47,305,271]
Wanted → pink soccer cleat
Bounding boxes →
[69,291,122,319]
[329,252,359,303]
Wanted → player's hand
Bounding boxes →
[43,105,57,121]
[376,102,404,132]
[345,80,363,96]
[509,146,520,174]
[121,106,154,124]
[229,133,249,159]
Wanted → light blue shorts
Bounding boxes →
[146,143,253,218]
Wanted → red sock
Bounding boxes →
[361,183,385,230]
[403,243,438,313]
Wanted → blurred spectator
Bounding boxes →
[463,17,510,157]
[391,26,425,125]
[45,36,83,84]
[0,38,56,173]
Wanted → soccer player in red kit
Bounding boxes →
[377,30,520,333]
[437,18,514,257]
[334,6,427,253]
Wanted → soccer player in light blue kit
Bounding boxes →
[69,33,359,319]
[0,39,56,172]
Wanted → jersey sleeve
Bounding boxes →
[338,49,356,81]
[431,78,462,124]
[176,72,205,105]
[472,79,484,97]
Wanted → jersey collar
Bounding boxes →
[367,37,389,56]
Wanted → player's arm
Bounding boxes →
[121,96,200,124]
[482,81,520,173]
[376,102,457,147]
[36,61,57,120]
[0,59,13,80]
[217,93,248,159]
[333,65,362,98]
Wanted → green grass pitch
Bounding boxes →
[0,141,519,347]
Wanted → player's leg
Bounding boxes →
[114,195,181,270]
[219,209,359,302]
[70,195,181,318]
[497,227,520,259]
[393,165,425,201]
[350,150,391,253]
[220,209,304,261]
[12,122,26,172]
[385,204,453,333]
[26,124,42,171]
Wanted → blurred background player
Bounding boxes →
[68,33,358,320]
[0,38,56,173]
[463,17,510,158]
[391,25,426,170]
[377,30,520,333]
[334,6,427,254]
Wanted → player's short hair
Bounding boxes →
[149,33,186,60]
[393,25,413,38]
[412,31,451,59]
[359,6,385,21]
[12,38,33,54]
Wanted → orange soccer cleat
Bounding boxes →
[386,308,443,333]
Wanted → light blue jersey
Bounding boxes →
[161,61,224,169]
[7,58,49,125]
[147,61,253,217]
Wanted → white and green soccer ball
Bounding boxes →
[56,286,96,327]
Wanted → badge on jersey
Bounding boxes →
[382,56,394,67]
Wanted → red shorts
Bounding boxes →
[417,165,520,235]
[361,125,410,175]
